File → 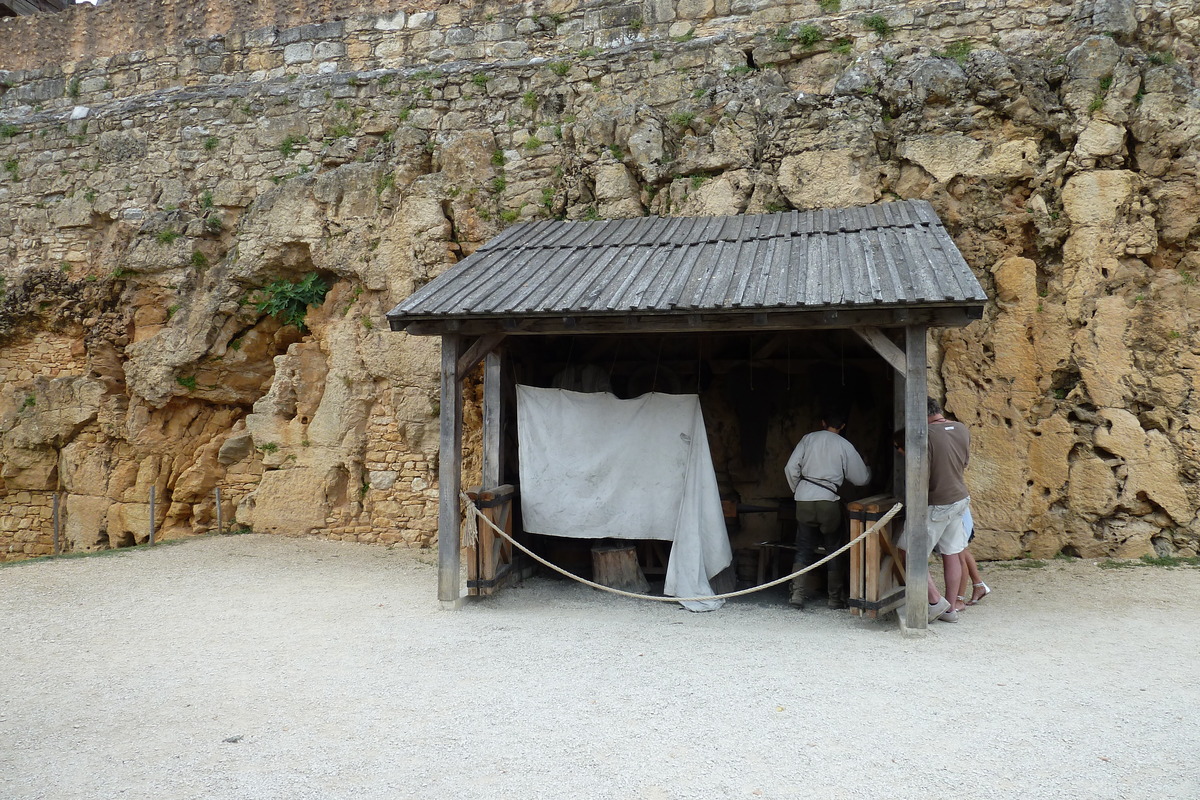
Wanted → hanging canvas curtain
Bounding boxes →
[516,385,732,610]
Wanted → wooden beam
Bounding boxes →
[397,306,983,337]
[457,332,507,375]
[438,334,465,606]
[853,326,907,374]
[902,326,930,634]
[482,349,503,489]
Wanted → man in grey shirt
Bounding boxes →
[784,411,872,610]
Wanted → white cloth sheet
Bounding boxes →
[516,386,733,610]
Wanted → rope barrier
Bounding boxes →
[460,491,902,604]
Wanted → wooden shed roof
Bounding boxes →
[387,199,987,336]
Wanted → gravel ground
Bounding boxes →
[2,533,1198,800]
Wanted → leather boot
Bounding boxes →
[789,578,806,609]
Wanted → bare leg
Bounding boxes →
[958,551,971,601]
[962,548,982,585]
[943,552,965,611]
[964,549,990,603]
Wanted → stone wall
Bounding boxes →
[4,0,1200,562]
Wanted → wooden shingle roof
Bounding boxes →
[387,199,986,336]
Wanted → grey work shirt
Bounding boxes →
[784,429,872,503]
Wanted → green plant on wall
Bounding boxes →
[278,135,307,157]
[251,272,330,332]
[936,40,974,64]
[863,14,891,37]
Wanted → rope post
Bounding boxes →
[148,485,156,546]
[215,487,223,535]
[52,492,60,555]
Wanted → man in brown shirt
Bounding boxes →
[896,397,972,623]
[925,398,971,620]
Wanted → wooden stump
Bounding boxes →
[591,543,650,593]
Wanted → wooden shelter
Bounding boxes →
[386,199,987,632]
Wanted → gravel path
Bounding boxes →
[2,533,1198,800]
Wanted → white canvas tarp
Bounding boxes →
[516,386,733,611]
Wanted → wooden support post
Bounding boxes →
[52,492,60,555]
[893,367,906,499]
[902,326,930,633]
[215,487,223,535]
[149,485,156,546]
[438,334,465,606]
[482,349,503,489]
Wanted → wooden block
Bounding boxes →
[591,544,649,593]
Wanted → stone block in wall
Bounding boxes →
[314,41,346,61]
[97,130,148,162]
[52,193,94,229]
[374,12,407,31]
[1077,0,1136,36]
[482,22,517,40]
[678,0,716,19]
[492,40,530,59]
[284,43,314,64]
[281,22,345,45]
[408,12,437,29]
[12,77,65,104]
[375,39,406,61]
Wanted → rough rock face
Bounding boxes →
[2,0,1200,561]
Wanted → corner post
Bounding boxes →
[903,325,931,633]
[438,334,465,606]
[482,349,503,489]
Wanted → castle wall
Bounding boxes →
[3,0,1200,561]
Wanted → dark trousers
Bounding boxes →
[792,500,848,603]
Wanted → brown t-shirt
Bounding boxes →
[928,421,970,506]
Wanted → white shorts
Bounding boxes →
[896,497,971,557]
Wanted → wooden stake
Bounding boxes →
[149,485,156,546]
[52,492,60,555]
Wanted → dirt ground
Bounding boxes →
[1,533,1197,800]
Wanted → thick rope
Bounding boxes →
[460,491,902,604]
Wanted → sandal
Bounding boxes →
[967,582,991,605]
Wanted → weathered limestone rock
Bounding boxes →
[898,134,1040,184]
[777,150,879,209]
[64,494,109,551]
[1095,408,1192,524]
[593,163,645,218]
[4,0,1200,562]
[240,467,332,535]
